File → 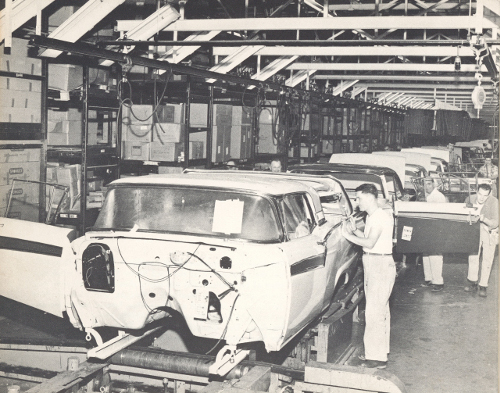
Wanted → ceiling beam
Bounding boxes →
[356,83,495,90]
[328,3,472,11]
[40,0,126,58]
[161,16,496,32]
[0,0,56,43]
[313,75,493,82]
[99,4,180,66]
[213,46,477,57]
[287,63,488,72]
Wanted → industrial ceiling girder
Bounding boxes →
[40,0,126,58]
[212,46,478,57]
[99,4,180,67]
[0,0,56,43]
[327,2,473,12]
[95,39,500,47]
[287,63,489,72]
[160,16,496,32]
[31,35,408,112]
[313,75,493,82]
[356,83,495,90]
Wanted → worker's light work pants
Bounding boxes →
[362,254,396,362]
[423,255,444,285]
[468,228,497,288]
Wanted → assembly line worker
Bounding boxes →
[421,177,447,292]
[478,158,498,197]
[270,159,283,173]
[342,183,396,370]
[464,183,499,298]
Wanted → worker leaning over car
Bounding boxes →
[342,183,396,370]
[464,183,499,298]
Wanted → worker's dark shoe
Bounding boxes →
[478,286,487,297]
[360,360,387,369]
[464,280,478,292]
[431,284,444,292]
[420,280,432,288]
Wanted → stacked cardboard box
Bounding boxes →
[189,103,208,127]
[0,38,42,76]
[189,132,207,160]
[212,104,232,163]
[0,71,42,123]
[0,145,42,222]
[257,107,278,154]
[150,104,185,162]
[122,105,153,160]
[47,108,82,146]
[48,64,83,92]
[46,164,81,213]
[231,106,253,159]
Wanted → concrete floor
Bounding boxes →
[0,254,498,393]
[349,254,498,393]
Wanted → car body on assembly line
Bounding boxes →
[0,172,362,368]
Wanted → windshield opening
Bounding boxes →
[94,186,281,242]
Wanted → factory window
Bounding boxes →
[282,193,314,240]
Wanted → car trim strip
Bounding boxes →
[0,236,63,257]
[290,254,325,276]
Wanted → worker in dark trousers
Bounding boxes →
[342,183,396,369]
[464,183,499,297]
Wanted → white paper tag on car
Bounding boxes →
[402,226,413,241]
[212,199,244,234]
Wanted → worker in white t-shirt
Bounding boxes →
[421,177,447,292]
[342,183,396,370]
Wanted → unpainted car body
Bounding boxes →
[0,173,361,355]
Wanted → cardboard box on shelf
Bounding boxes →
[122,105,153,125]
[214,104,232,126]
[0,89,41,109]
[87,179,104,192]
[189,141,205,160]
[150,141,184,162]
[0,107,41,123]
[47,132,81,146]
[48,64,83,91]
[230,125,252,159]
[0,148,41,163]
[0,38,42,76]
[2,200,40,222]
[0,77,41,92]
[300,144,318,158]
[123,141,150,161]
[189,103,208,127]
[56,165,81,213]
[212,125,231,163]
[87,191,105,209]
[0,182,40,207]
[47,119,82,134]
[46,166,58,183]
[322,139,334,154]
[157,104,185,124]
[153,123,185,143]
[232,106,253,126]
[48,108,82,122]
[122,123,153,142]
[0,162,41,186]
